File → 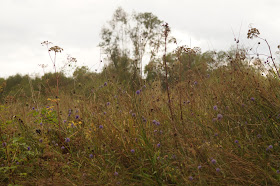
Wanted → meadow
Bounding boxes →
[1,10,280,186]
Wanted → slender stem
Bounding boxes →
[163,24,174,121]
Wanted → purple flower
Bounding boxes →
[39,139,43,143]
[266,145,273,151]
[213,105,218,110]
[217,114,223,120]
[276,170,279,174]
[2,142,7,147]
[211,159,217,164]
[142,117,147,122]
[61,146,65,150]
[257,134,262,138]
[40,122,43,126]
[75,115,79,119]
[152,120,160,126]
[157,143,161,148]
[194,81,198,85]
[250,97,255,101]
[214,133,218,137]
[99,125,103,129]
[216,168,220,172]
[71,122,75,128]
[106,102,110,106]
[114,172,118,176]
[234,140,239,144]
[189,176,193,181]
[132,113,136,117]
[198,165,202,170]
[27,146,31,151]
[65,138,70,143]
[89,154,94,158]
[104,82,107,86]
[32,107,35,110]
[136,90,141,95]
[131,149,135,153]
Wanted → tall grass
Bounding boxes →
[0,31,280,185]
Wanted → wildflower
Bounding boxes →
[142,117,147,122]
[257,134,262,138]
[214,133,218,137]
[152,120,160,126]
[39,139,43,143]
[106,102,110,106]
[216,168,220,172]
[16,162,20,165]
[132,113,136,117]
[276,170,279,174]
[250,97,255,101]
[32,107,35,110]
[40,122,43,126]
[75,115,79,119]
[65,138,70,143]
[131,149,135,153]
[211,159,217,164]
[114,172,118,176]
[266,145,273,151]
[99,125,103,129]
[157,143,161,148]
[194,81,198,85]
[63,120,67,123]
[27,146,31,151]
[2,142,7,147]
[213,105,218,110]
[103,112,106,115]
[71,122,75,128]
[198,165,202,170]
[189,176,193,181]
[136,90,141,95]
[61,146,65,150]
[234,140,239,144]
[104,82,107,86]
[89,154,94,158]
[217,114,223,120]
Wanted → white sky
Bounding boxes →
[1,0,279,78]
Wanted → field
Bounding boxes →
[1,55,280,185]
[1,9,280,185]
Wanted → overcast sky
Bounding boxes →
[1,0,279,78]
